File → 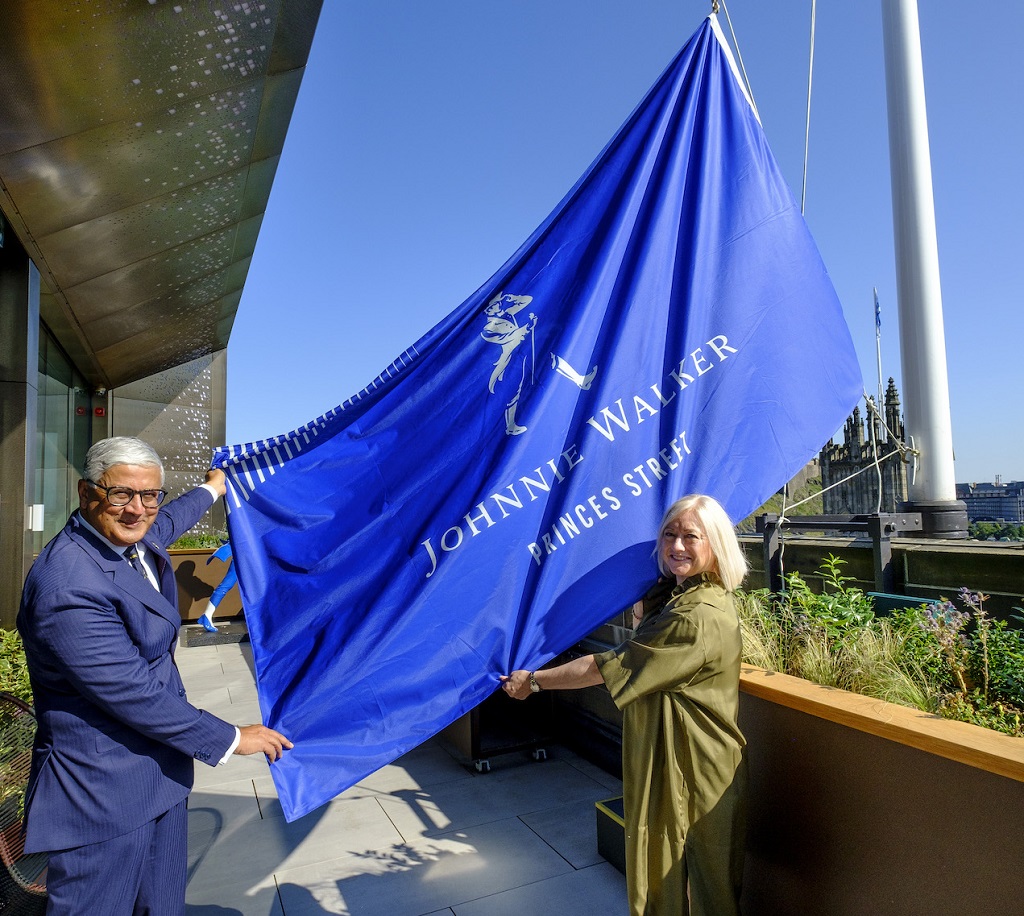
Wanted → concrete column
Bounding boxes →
[0,233,40,629]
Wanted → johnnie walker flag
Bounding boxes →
[214,15,862,821]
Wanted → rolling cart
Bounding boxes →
[439,687,553,772]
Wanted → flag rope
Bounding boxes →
[800,0,818,215]
[769,392,921,589]
[717,3,760,120]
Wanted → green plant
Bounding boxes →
[783,553,876,637]
[0,642,34,816]
[735,588,791,673]
[969,521,1024,542]
[0,629,33,705]
[960,592,1024,709]
[886,604,955,693]
[169,531,227,550]
[890,590,1024,737]
[981,615,1024,709]
[738,556,922,706]
[736,560,1024,737]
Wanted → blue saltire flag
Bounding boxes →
[213,14,862,821]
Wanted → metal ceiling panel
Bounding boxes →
[231,213,265,263]
[0,0,323,389]
[64,226,246,323]
[0,81,269,237]
[81,261,248,351]
[94,290,244,385]
[0,3,281,154]
[37,168,252,285]
[250,68,305,161]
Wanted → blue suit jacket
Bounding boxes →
[17,487,238,853]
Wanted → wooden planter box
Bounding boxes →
[738,666,1024,915]
[168,549,242,623]
[590,669,1024,914]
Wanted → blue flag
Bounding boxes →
[214,15,862,821]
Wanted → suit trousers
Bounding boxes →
[44,799,187,915]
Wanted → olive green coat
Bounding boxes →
[595,574,746,916]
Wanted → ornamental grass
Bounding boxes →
[736,554,1024,738]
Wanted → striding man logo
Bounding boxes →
[480,292,598,436]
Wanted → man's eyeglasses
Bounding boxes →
[87,480,167,508]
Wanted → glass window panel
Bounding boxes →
[34,326,90,552]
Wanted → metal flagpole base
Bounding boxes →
[899,499,969,539]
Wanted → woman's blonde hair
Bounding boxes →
[657,494,748,591]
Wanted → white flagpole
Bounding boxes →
[881,0,967,537]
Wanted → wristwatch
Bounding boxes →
[529,671,542,693]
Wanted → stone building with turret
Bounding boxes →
[819,378,908,515]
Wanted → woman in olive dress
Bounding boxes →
[502,494,748,915]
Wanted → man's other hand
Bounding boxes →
[234,724,293,762]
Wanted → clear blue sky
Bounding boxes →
[226,1,1024,485]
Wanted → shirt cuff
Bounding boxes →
[217,727,241,765]
[200,483,220,502]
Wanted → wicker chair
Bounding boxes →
[0,693,46,914]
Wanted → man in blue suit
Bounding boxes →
[17,437,292,915]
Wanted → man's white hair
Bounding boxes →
[82,437,165,486]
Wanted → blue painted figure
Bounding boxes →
[199,541,237,632]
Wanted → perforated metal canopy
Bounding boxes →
[0,0,322,388]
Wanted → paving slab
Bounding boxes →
[274,815,572,916]
[189,793,404,900]
[375,756,609,841]
[179,627,625,914]
[451,861,626,915]
[520,797,608,870]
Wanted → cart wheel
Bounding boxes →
[474,759,491,773]
[531,748,548,762]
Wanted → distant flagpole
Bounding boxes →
[874,286,883,409]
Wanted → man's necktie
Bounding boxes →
[124,544,147,578]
